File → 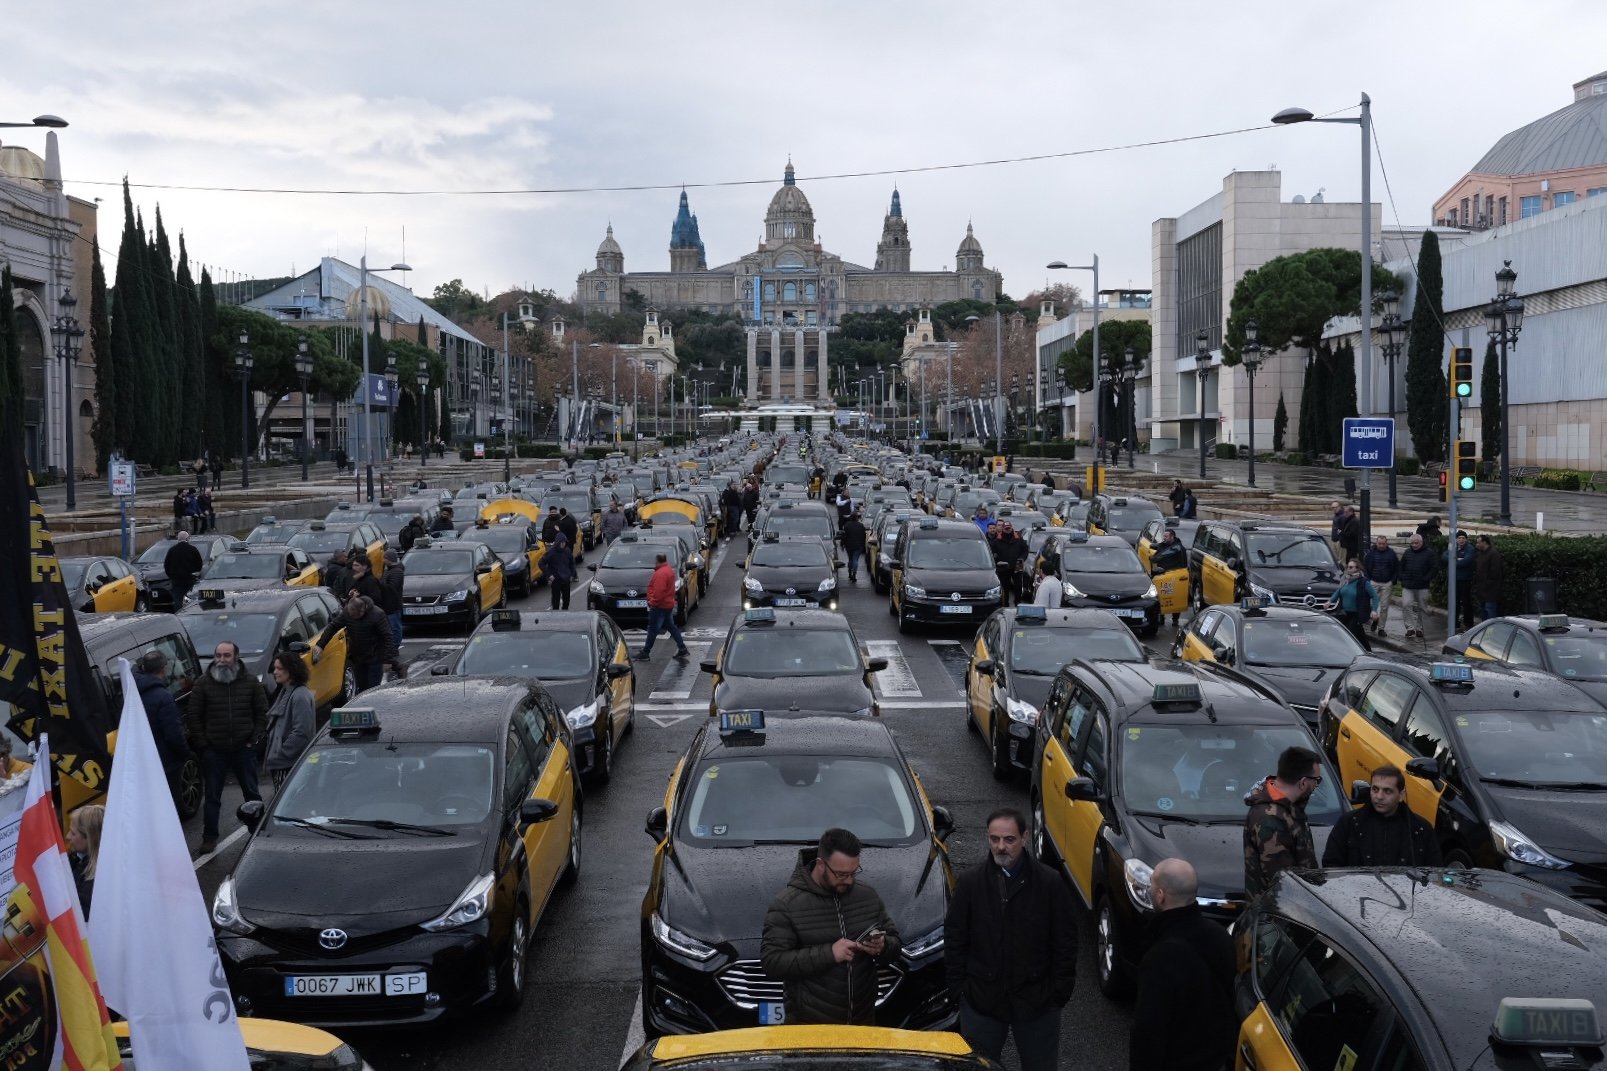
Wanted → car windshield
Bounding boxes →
[645,511,695,525]
[751,544,830,568]
[368,514,419,539]
[289,531,353,554]
[541,494,592,516]
[273,742,495,829]
[1009,627,1146,674]
[766,465,811,486]
[471,529,529,555]
[1461,710,1607,785]
[404,550,476,576]
[203,553,285,580]
[61,561,88,588]
[1543,634,1607,682]
[601,543,668,569]
[138,541,181,564]
[907,538,993,569]
[246,525,302,544]
[724,629,861,676]
[457,631,593,678]
[181,612,278,657]
[1120,725,1345,823]
[680,755,920,846]
[1247,534,1336,568]
[1061,546,1144,574]
[954,492,1001,513]
[766,514,832,538]
[1106,506,1162,530]
[1242,617,1362,667]
[1061,503,1090,523]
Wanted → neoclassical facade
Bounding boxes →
[575,161,1003,326]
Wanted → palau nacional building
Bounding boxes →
[576,161,1002,431]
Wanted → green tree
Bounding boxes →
[88,241,116,470]
[1058,319,1152,396]
[1404,231,1448,462]
[174,232,206,460]
[149,209,182,462]
[426,278,486,323]
[199,269,226,459]
[1330,341,1359,446]
[1298,350,1332,454]
[1481,338,1502,466]
[110,185,154,463]
[1222,249,1401,364]
[1273,392,1288,452]
[209,306,363,456]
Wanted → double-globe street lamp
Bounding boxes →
[1194,330,1211,481]
[49,288,84,511]
[1376,294,1405,507]
[293,335,312,482]
[1486,261,1525,526]
[234,328,254,490]
[1120,346,1137,468]
[415,366,431,468]
[1241,321,1264,488]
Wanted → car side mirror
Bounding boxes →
[865,657,889,673]
[586,563,598,572]
[237,799,266,831]
[475,565,492,575]
[520,798,559,825]
[287,640,310,655]
[973,659,995,677]
[645,806,669,841]
[1225,556,1242,572]
[1064,776,1100,802]
[931,805,955,842]
[1218,647,1236,666]
[606,663,632,680]
[699,659,719,674]
[1405,757,1441,782]
[1351,780,1371,806]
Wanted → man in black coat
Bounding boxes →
[162,531,205,607]
[133,649,191,800]
[945,809,1076,1071]
[1129,858,1237,1071]
[1321,764,1441,867]
[556,507,580,549]
[838,510,867,583]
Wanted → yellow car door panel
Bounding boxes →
[1235,1003,1298,1071]
[1064,714,1108,903]
[1155,569,1190,617]
[95,575,136,613]
[968,636,993,737]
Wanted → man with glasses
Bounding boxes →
[1242,746,1323,897]
[1321,764,1441,867]
[761,827,902,1025]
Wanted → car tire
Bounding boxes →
[1095,893,1135,999]
[872,573,887,596]
[337,665,358,708]
[497,587,508,609]
[592,724,613,785]
[494,902,530,1013]
[674,598,687,627]
[897,601,914,635]
[1445,846,1473,869]
[964,682,979,734]
[1192,578,1206,613]
[174,755,203,819]
[561,799,583,886]
[133,593,148,613]
[1032,796,1057,867]
[990,719,1013,782]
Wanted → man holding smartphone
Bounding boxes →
[761,828,901,1025]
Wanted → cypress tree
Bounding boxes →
[417,315,428,346]
[89,240,117,470]
[151,209,181,464]
[1273,392,1288,452]
[175,234,205,460]
[1480,338,1502,467]
[111,184,151,463]
[199,268,228,459]
[1330,341,1359,455]
[1404,231,1448,462]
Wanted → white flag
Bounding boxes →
[88,659,251,1070]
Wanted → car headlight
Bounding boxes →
[589,580,606,595]
[691,556,704,568]
[1250,583,1279,604]
[1062,581,1085,599]
[651,912,718,962]
[421,872,496,932]
[904,584,926,599]
[743,576,763,592]
[1144,583,1158,599]
[1122,858,1155,911]
[566,698,601,730]
[211,875,255,936]
[901,925,944,960]
[1005,697,1039,726]
[818,577,837,591]
[443,589,470,603]
[985,585,1002,600]
[1489,820,1571,870]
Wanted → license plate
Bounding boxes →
[616,599,648,609]
[284,971,427,997]
[939,604,973,615]
[758,1000,786,1025]
[774,598,807,606]
[1112,608,1144,619]
[405,605,448,615]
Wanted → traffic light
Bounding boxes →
[1455,440,1478,491]
[1438,471,1449,503]
[1451,347,1474,398]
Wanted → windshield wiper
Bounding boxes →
[274,816,375,839]
[1519,781,1607,791]
[319,817,458,836]
[1130,810,1209,826]
[1481,776,1551,789]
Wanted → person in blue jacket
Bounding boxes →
[1452,530,1477,630]
[1326,559,1377,651]
[133,649,191,803]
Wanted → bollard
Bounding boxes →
[1536,511,1544,533]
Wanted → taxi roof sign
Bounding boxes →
[744,607,777,625]
[1152,682,1203,704]
[918,517,940,529]
[328,707,379,734]
[718,709,766,735]
[260,515,277,525]
[1491,997,1603,1048]
[1015,605,1047,623]
[1537,613,1571,632]
[1429,662,1476,685]
[490,609,522,631]
[1239,596,1270,613]
[1067,531,1090,543]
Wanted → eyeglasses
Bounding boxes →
[822,859,863,881]
[1302,772,1324,786]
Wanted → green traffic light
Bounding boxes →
[1455,383,1472,398]
[1459,476,1476,490]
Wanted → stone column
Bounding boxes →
[769,327,782,400]
[794,328,807,400]
[746,328,759,403]
[817,328,829,402]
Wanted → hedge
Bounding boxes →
[1532,469,1586,491]
[1215,443,1238,460]
[1016,442,1080,460]
[1426,532,1607,618]
[1394,457,1421,477]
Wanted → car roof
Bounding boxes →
[1065,535,1134,551]
[469,609,606,635]
[331,677,538,743]
[732,608,852,631]
[1066,657,1292,724]
[1213,605,1337,624]
[179,588,323,613]
[76,611,189,648]
[1504,614,1607,633]
[1209,520,1324,535]
[901,519,986,537]
[1347,653,1603,709]
[694,715,898,760]
[999,607,1132,631]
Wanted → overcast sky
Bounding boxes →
[9,1,1604,309]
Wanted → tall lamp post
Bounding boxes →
[293,335,312,482]
[234,327,254,490]
[50,288,84,511]
[356,255,411,502]
[1376,293,1404,507]
[415,367,430,468]
[1486,261,1524,525]
[1194,330,1211,481]
[1121,347,1137,468]
[1241,321,1263,487]
[1009,373,1020,445]
[385,353,399,481]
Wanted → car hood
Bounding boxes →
[715,675,872,714]
[1123,812,1331,903]
[595,567,655,590]
[747,565,834,592]
[497,551,527,571]
[1243,663,1343,708]
[1563,679,1607,707]
[1063,572,1152,599]
[660,842,947,954]
[904,567,998,593]
[1481,782,1607,856]
[132,561,171,584]
[233,830,490,931]
[542,677,597,716]
[1003,673,1055,713]
[1253,565,1341,596]
[404,574,476,596]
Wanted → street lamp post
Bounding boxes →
[356,255,411,502]
[415,367,430,468]
[1009,373,1020,446]
[1242,320,1263,488]
[234,327,254,490]
[50,288,84,511]
[1047,258,1100,478]
[1121,346,1137,468]
[293,335,312,482]
[1377,293,1404,507]
[1194,330,1211,481]
[1486,261,1524,526]
[385,352,399,482]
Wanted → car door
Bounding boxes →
[297,594,345,706]
[968,617,1001,738]
[475,545,503,613]
[1178,610,1224,664]
[1337,672,1417,788]
[1398,691,1457,829]
[286,550,320,588]
[1064,700,1110,903]
[600,617,633,742]
[518,697,574,904]
[1248,921,1393,1071]
[889,525,908,612]
[1200,528,1236,607]
[1502,628,1545,670]
[1038,683,1093,898]
[499,719,545,912]
[99,560,139,612]
[1462,620,1514,662]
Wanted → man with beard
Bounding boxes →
[185,641,268,854]
[944,808,1077,1071]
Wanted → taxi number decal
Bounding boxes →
[1456,716,1469,727]
[704,766,719,779]
[1334,1045,1359,1071]
[1127,727,1141,740]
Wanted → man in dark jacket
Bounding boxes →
[1452,531,1476,629]
[838,511,867,583]
[761,828,902,1025]
[428,505,456,534]
[313,594,397,693]
[741,480,761,528]
[398,515,426,554]
[989,522,1031,605]
[1321,765,1441,867]
[322,549,354,601]
[721,483,743,536]
[162,531,205,607]
[185,641,268,853]
[382,549,405,642]
[1129,858,1237,1071]
[347,555,386,607]
[133,649,190,800]
[540,534,577,610]
[1474,534,1503,622]
[1338,505,1362,563]
[1398,532,1438,639]
[540,511,561,545]
[556,507,580,551]
[1243,746,1322,897]
[1360,534,1400,635]
[946,809,1076,1071]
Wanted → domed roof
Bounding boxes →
[1470,80,1607,176]
[956,222,983,255]
[343,285,392,322]
[597,224,623,256]
[766,158,813,220]
[0,146,46,185]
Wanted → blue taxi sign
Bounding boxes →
[744,607,777,625]
[328,707,379,733]
[1152,683,1203,704]
[1491,997,1603,1048]
[718,710,766,734]
[1429,662,1476,684]
[1015,605,1047,623]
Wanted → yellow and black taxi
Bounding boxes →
[867,509,919,596]
[187,543,322,603]
[1318,656,1607,910]
[889,517,1001,634]
[433,609,636,783]
[946,486,1002,521]
[1041,532,1164,636]
[289,520,388,576]
[741,534,840,611]
[60,554,147,613]
[132,532,235,611]
[640,712,955,1036]
[215,680,583,1026]
[762,461,813,489]
[1189,520,1341,611]
[179,587,353,715]
[638,512,713,598]
[400,536,506,632]
[538,486,601,551]
[244,515,311,546]
[622,1027,997,1069]
[966,605,1146,780]
[363,497,442,544]
[750,500,837,556]
[463,519,545,598]
[1030,659,1343,997]
[114,1017,372,1070]
[1445,613,1607,706]
[587,532,699,625]
[1234,867,1607,1071]
[700,608,886,718]
[1025,487,1076,517]
[1084,494,1163,546]
[1174,599,1364,727]
[1135,517,1199,574]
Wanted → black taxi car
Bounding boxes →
[965,605,1146,780]
[289,520,388,576]
[214,680,583,1026]
[1042,532,1162,636]
[1444,613,1607,706]
[1031,659,1343,998]
[1235,868,1607,1071]
[888,518,1001,634]
[622,1027,996,1070]
[462,519,545,598]
[400,537,506,632]
[1319,656,1607,910]
[435,609,635,783]
[1190,520,1341,611]
[113,1016,371,1070]
[640,713,955,1037]
[244,516,310,546]
[740,534,840,611]
[188,543,322,602]
[867,509,919,595]
[1084,494,1163,546]
[132,533,234,611]
[701,608,887,718]
[1174,599,1365,726]
[179,588,353,715]
[60,554,146,613]
[587,532,700,625]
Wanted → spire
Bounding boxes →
[783,157,795,186]
[889,187,902,218]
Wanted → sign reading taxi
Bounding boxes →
[1340,417,1394,469]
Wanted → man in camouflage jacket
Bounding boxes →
[1243,746,1323,897]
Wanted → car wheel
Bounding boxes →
[674,598,687,627]
[1445,846,1473,869]
[133,593,148,613]
[561,800,583,886]
[337,665,358,707]
[592,725,614,785]
[1192,579,1206,612]
[990,719,1013,781]
[1032,796,1057,866]
[887,595,897,617]
[497,587,508,609]
[897,601,914,635]
[1095,894,1135,999]
[174,755,203,819]
[494,903,529,1013]
[964,682,979,734]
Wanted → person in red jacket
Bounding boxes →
[634,552,690,661]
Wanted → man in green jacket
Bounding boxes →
[761,828,902,1024]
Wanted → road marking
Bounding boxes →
[864,640,921,698]
[648,641,713,700]
[708,541,730,581]
[621,990,646,1067]
[646,713,696,728]
[927,639,962,646]
[192,825,247,871]
[624,626,725,641]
